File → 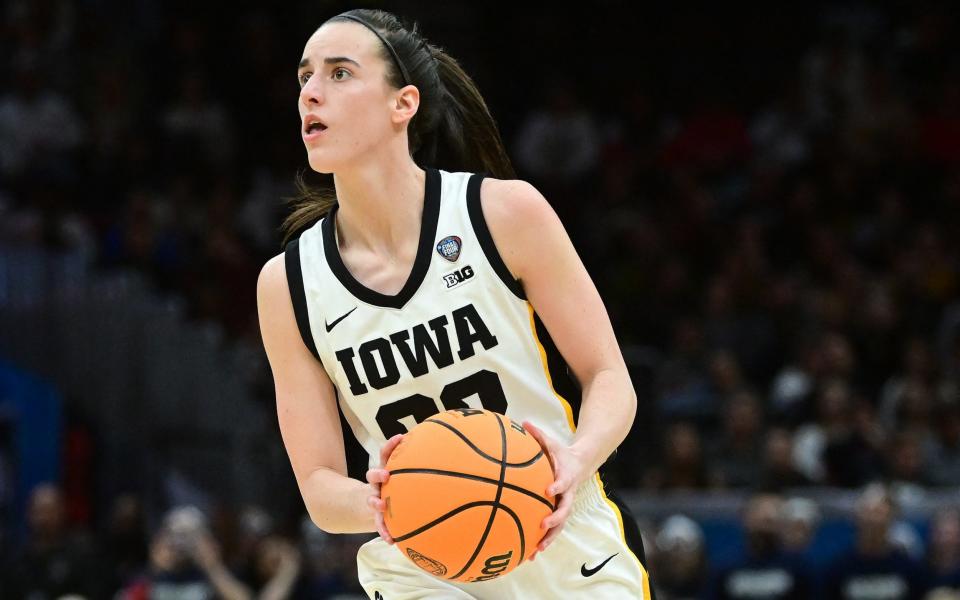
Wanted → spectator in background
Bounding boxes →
[888,381,937,453]
[801,25,866,128]
[709,389,765,488]
[780,497,820,557]
[760,428,812,492]
[707,350,749,410]
[656,319,718,423]
[250,534,303,599]
[769,341,818,425]
[651,514,706,600]
[0,62,85,182]
[878,338,938,434]
[101,493,149,593]
[823,484,924,600]
[2,483,102,598]
[840,64,917,166]
[230,504,274,588]
[926,508,960,596]
[926,588,960,600]
[706,493,813,600]
[121,505,251,600]
[886,432,932,498]
[513,77,601,185]
[162,69,234,171]
[749,79,813,170]
[659,83,752,173]
[297,516,358,597]
[644,422,711,491]
[793,377,885,487]
[927,400,960,486]
[793,378,850,483]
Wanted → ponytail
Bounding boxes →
[415,45,515,181]
[281,9,514,245]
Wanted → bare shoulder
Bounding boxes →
[257,252,288,304]
[478,176,558,229]
[477,177,566,280]
[256,251,315,371]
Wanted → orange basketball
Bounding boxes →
[381,408,556,583]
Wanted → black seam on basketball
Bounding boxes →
[389,468,555,510]
[449,413,509,580]
[494,502,526,568]
[392,501,499,543]
[425,419,544,467]
[510,449,544,468]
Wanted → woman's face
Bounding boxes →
[296,22,406,174]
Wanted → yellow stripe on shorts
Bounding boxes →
[594,473,652,598]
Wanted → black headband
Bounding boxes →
[333,14,411,87]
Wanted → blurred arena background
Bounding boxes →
[2,1,960,598]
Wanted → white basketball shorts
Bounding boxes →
[356,473,654,599]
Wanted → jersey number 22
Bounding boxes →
[375,369,507,438]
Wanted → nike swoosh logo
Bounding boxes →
[325,307,357,332]
[581,553,618,577]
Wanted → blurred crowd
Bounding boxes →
[649,484,960,599]
[7,481,960,599]
[3,0,960,597]
[2,483,372,598]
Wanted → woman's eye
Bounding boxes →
[333,68,350,81]
[298,72,311,87]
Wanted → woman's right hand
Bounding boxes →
[365,433,404,544]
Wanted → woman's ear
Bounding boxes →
[392,84,420,125]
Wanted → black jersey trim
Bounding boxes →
[465,174,526,300]
[604,485,651,572]
[322,167,441,309]
[532,308,581,428]
[284,238,321,363]
[335,389,370,482]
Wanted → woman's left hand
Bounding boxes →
[522,420,593,558]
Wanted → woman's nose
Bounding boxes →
[299,78,323,106]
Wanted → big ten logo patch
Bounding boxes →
[442,265,474,289]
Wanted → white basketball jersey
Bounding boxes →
[285,168,581,471]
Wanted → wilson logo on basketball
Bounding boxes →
[472,551,514,582]
[406,547,448,577]
[382,409,556,582]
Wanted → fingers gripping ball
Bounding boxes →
[381,408,556,583]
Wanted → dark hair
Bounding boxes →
[282,9,516,243]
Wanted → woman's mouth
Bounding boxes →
[303,118,328,141]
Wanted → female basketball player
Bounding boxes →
[257,9,653,599]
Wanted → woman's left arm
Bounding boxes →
[479,177,637,553]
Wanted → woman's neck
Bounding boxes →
[333,157,426,256]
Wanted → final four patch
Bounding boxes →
[436,235,462,262]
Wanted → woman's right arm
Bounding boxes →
[256,253,378,534]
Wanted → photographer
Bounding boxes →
[120,506,251,600]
